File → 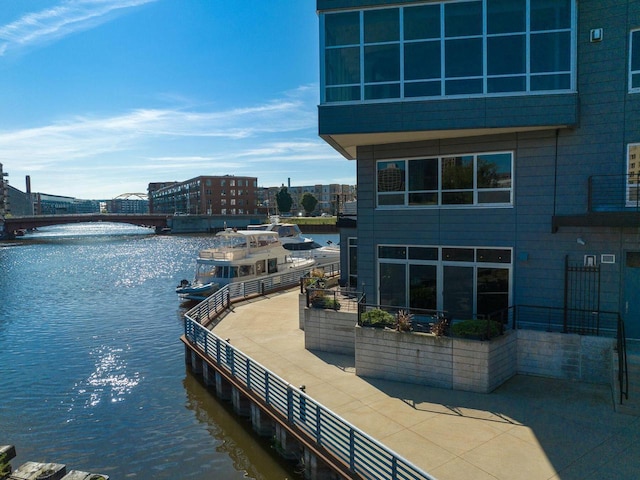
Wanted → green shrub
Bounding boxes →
[451,319,502,339]
[310,292,340,310]
[361,308,394,327]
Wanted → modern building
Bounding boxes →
[148,176,259,215]
[33,193,100,215]
[318,0,640,340]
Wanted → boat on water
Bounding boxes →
[176,228,316,301]
[246,218,340,266]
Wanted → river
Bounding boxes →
[0,223,337,478]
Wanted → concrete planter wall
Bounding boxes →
[302,306,616,391]
[355,327,517,393]
[517,329,615,384]
[303,305,356,355]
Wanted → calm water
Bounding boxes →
[0,223,336,478]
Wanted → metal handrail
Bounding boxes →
[617,315,629,404]
[510,304,619,338]
[185,261,340,322]
[183,312,436,480]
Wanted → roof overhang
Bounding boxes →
[321,125,568,160]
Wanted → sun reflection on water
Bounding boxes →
[73,345,141,409]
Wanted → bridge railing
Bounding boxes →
[184,301,436,480]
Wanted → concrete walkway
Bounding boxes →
[212,289,640,480]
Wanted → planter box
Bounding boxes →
[304,306,356,356]
[355,327,517,393]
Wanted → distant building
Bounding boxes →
[259,183,356,216]
[0,170,32,217]
[106,194,149,214]
[0,163,7,218]
[148,175,259,215]
[6,184,33,216]
[33,193,100,215]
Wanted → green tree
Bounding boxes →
[300,192,318,215]
[275,186,293,213]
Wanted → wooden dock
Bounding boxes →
[0,446,108,480]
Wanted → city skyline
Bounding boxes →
[0,0,355,199]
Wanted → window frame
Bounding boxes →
[627,143,640,207]
[376,151,514,209]
[377,244,512,318]
[630,29,640,93]
[320,0,576,104]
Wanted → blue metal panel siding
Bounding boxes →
[334,1,640,315]
[319,95,578,137]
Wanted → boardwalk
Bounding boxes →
[212,289,640,480]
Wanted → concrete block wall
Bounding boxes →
[304,308,614,391]
[356,328,454,388]
[517,330,614,384]
[356,328,519,393]
[304,307,356,355]
[452,331,517,392]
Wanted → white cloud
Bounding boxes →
[0,0,157,55]
[0,86,354,198]
[0,92,318,169]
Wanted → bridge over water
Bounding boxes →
[1,213,171,239]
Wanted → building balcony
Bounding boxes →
[552,174,640,232]
[319,93,578,159]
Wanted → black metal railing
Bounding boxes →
[509,304,619,337]
[617,315,629,405]
[304,286,364,312]
[589,173,640,212]
[355,301,511,339]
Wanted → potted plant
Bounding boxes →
[395,310,413,332]
[451,319,502,340]
[429,314,450,336]
[309,291,340,310]
[360,308,395,328]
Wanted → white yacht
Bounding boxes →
[176,228,315,301]
[246,219,340,266]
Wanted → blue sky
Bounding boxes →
[0,0,354,200]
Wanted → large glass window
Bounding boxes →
[321,0,575,103]
[378,245,511,318]
[377,152,513,208]
[630,30,640,92]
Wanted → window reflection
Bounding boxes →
[322,1,574,103]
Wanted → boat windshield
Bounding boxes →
[213,232,247,249]
[276,224,302,237]
[283,241,323,251]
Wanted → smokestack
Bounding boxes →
[26,175,31,194]
[288,177,290,188]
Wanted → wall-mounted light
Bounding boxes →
[577,237,586,245]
